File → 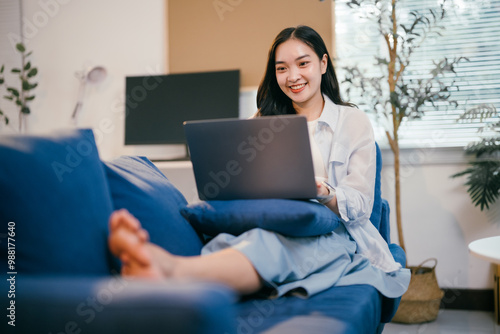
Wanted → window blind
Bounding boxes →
[335,0,500,148]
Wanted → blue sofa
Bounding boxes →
[0,129,404,334]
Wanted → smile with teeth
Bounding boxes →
[289,83,307,93]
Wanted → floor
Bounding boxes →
[383,310,499,334]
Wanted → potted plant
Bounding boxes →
[337,0,468,323]
[452,104,500,211]
[0,42,38,132]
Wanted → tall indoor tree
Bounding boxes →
[339,0,467,252]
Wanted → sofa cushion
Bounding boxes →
[103,156,203,259]
[237,284,382,334]
[181,199,341,237]
[0,129,113,275]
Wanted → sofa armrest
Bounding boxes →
[378,199,391,243]
[5,276,236,334]
[389,243,406,268]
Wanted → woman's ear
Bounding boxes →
[321,54,328,74]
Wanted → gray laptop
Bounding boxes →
[183,115,318,201]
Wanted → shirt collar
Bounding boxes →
[317,94,339,131]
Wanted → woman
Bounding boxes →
[109,25,410,298]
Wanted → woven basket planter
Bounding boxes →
[392,258,445,324]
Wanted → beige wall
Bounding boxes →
[168,0,333,87]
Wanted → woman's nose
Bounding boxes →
[288,67,301,82]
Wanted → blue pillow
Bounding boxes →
[103,156,203,258]
[0,129,113,275]
[181,199,341,237]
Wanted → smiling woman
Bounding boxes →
[108,25,410,305]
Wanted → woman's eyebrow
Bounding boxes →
[275,54,311,65]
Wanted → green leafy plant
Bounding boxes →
[339,0,468,252]
[452,104,500,211]
[0,42,38,130]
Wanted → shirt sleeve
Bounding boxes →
[328,107,401,273]
[330,109,376,224]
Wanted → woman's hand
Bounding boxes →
[316,180,340,215]
[316,181,330,197]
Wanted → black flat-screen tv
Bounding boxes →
[124,69,240,146]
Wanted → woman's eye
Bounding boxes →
[276,67,286,72]
[300,61,309,67]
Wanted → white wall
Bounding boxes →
[20,0,167,160]
[382,149,500,292]
[9,0,500,292]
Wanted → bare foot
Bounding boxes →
[108,209,177,279]
[108,210,262,294]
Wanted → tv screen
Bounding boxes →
[125,69,240,145]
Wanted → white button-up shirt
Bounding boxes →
[311,95,401,272]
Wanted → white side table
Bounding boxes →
[469,236,500,325]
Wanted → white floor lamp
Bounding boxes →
[71,66,107,124]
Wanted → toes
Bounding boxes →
[109,210,126,232]
[137,229,150,243]
[109,209,141,232]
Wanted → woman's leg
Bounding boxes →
[108,209,263,295]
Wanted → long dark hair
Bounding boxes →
[256,25,353,116]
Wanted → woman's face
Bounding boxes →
[275,39,327,110]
